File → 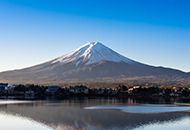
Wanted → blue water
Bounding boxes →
[85,104,190,113]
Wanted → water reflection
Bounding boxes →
[133,117,190,130]
[85,105,190,113]
[0,99,189,130]
[0,111,52,130]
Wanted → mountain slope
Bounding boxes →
[0,42,188,84]
[52,42,135,65]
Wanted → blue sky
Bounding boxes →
[0,0,190,72]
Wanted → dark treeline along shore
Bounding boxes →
[1,82,190,100]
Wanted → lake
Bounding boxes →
[0,98,190,130]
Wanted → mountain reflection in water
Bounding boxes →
[0,111,51,130]
[0,99,190,130]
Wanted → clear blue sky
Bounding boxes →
[0,0,190,72]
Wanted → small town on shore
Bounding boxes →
[0,82,190,100]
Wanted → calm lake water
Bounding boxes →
[0,98,190,130]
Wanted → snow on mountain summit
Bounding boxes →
[52,42,135,65]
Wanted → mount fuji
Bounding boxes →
[0,42,188,84]
[52,42,135,65]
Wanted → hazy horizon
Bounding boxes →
[0,0,190,72]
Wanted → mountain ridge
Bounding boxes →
[51,42,136,65]
[0,42,189,84]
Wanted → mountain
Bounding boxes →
[52,42,135,65]
[0,42,188,84]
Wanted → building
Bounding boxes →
[45,86,60,95]
[69,86,89,94]
[0,83,8,93]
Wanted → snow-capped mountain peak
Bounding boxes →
[52,42,135,65]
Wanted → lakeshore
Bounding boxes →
[1,83,190,100]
